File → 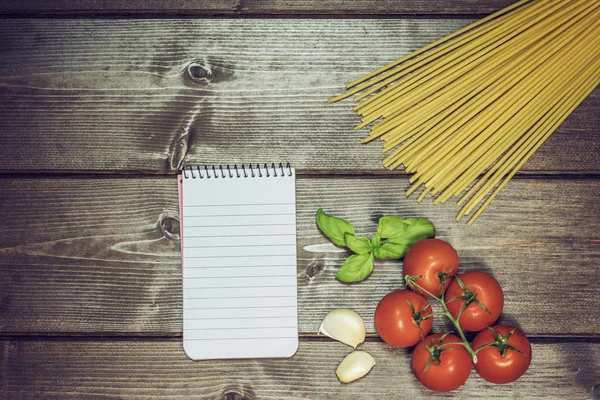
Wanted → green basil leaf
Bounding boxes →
[377,215,408,239]
[371,246,387,259]
[371,232,381,248]
[374,240,410,259]
[402,218,436,245]
[336,253,374,283]
[344,233,372,255]
[315,208,355,247]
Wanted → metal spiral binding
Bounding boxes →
[182,163,293,179]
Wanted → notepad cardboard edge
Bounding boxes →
[182,337,299,361]
[178,169,300,361]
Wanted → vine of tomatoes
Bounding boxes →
[374,238,532,392]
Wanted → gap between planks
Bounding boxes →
[0,12,493,19]
[0,170,599,180]
[2,333,599,342]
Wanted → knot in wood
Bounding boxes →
[220,384,254,400]
[305,259,325,280]
[222,392,251,400]
[168,131,189,170]
[157,213,180,240]
[592,384,600,400]
[187,62,214,84]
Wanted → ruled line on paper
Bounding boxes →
[185,293,294,302]
[184,285,296,290]
[184,258,297,268]
[184,225,296,237]
[185,244,296,249]
[184,276,295,285]
[186,326,298,331]
[186,307,296,319]
[184,265,294,269]
[186,305,296,310]
[185,203,295,207]
[183,267,297,279]
[186,315,295,320]
[184,214,296,226]
[185,254,297,258]
[185,337,297,341]
[187,274,296,287]
[184,213,296,218]
[184,296,296,300]
[186,274,295,280]
[185,233,296,238]
[185,317,298,329]
[183,223,296,228]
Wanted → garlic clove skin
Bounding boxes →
[336,351,375,383]
[318,308,366,348]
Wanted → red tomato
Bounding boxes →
[374,290,432,348]
[403,239,459,297]
[445,271,504,332]
[473,325,532,384]
[412,333,472,392]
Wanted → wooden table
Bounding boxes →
[0,1,598,398]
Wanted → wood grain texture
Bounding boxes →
[242,0,515,14]
[0,19,598,172]
[0,1,240,14]
[0,176,598,336]
[0,0,515,15]
[1,340,598,399]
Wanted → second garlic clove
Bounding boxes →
[336,351,376,383]
[318,308,366,348]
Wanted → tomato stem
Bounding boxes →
[423,312,449,319]
[404,274,442,300]
[439,341,467,347]
[473,341,496,354]
[483,327,526,357]
[405,275,479,362]
[440,300,476,357]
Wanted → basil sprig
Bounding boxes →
[315,209,435,283]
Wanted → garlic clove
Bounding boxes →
[336,351,375,383]
[318,308,366,348]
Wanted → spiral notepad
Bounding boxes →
[179,163,298,360]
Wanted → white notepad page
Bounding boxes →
[181,165,298,360]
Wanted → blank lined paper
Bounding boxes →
[180,165,298,360]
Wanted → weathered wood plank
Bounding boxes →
[0,0,516,15]
[0,177,598,336]
[0,19,598,172]
[0,1,240,14]
[1,339,598,399]
[243,0,515,14]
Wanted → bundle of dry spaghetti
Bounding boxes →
[329,0,600,225]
